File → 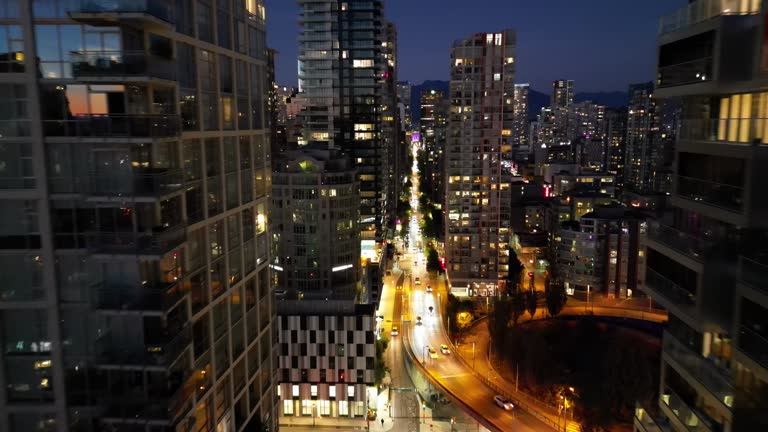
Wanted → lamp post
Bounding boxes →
[472,342,476,369]
[312,401,316,427]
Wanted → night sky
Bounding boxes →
[265,0,687,93]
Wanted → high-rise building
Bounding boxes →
[381,21,400,227]
[397,81,413,131]
[420,89,448,209]
[271,147,360,301]
[0,1,278,431]
[605,107,628,192]
[297,0,396,242]
[636,1,768,431]
[512,83,530,163]
[446,30,516,296]
[552,79,575,108]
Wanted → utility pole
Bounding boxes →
[515,363,519,393]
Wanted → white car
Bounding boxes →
[440,344,450,355]
[390,326,398,336]
[494,395,514,410]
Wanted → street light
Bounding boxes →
[312,401,316,427]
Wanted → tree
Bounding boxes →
[511,288,526,325]
[426,247,441,273]
[505,248,525,295]
[544,278,567,318]
[374,336,390,387]
[488,297,511,352]
[525,289,538,320]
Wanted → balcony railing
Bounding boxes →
[657,58,712,88]
[738,325,768,368]
[676,175,744,211]
[87,169,183,197]
[86,224,186,255]
[93,280,184,312]
[663,331,734,409]
[659,0,760,35]
[71,50,175,81]
[660,389,713,432]
[645,268,697,307]
[43,114,180,138]
[680,117,768,144]
[69,0,174,24]
[635,403,671,432]
[95,325,190,367]
[646,222,713,261]
[738,255,768,296]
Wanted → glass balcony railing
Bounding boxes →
[738,325,768,368]
[71,50,175,81]
[43,114,180,138]
[87,169,183,197]
[645,268,697,307]
[657,58,712,88]
[69,0,174,24]
[663,331,734,409]
[738,255,768,296]
[659,0,760,35]
[660,390,714,432]
[95,325,190,367]
[635,403,672,432]
[86,223,186,255]
[93,280,184,312]
[646,222,713,261]
[676,175,744,212]
[680,117,768,144]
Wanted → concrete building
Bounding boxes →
[605,107,628,193]
[552,79,575,108]
[0,0,278,431]
[277,302,376,420]
[555,207,645,299]
[635,1,768,431]
[271,147,359,301]
[397,81,413,131]
[297,0,396,241]
[446,30,516,296]
[420,89,448,209]
[512,83,531,163]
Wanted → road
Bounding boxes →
[394,144,554,432]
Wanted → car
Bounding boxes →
[494,395,514,410]
[428,347,438,359]
[390,326,398,336]
[440,344,450,355]
[414,277,421,285]
[426,285,433,293]
[416,316,422,325]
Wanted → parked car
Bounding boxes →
[494,395,514,410]
[440,344,450,355]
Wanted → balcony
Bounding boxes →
[738,255,768,297]
[659,0,760,35]
[676,175,744,212]
[657,58,712,88]
[635,403,672,432]
[95,325,190,368]
[646,222,713,262]
[87,169,184,198]
[71,50,175,83]
[44,114,180,139]
[68,0,174,28]
[660,389,714,432]
[737,325,768,368]
[86,224,186,256]
[663,331,734,409]
[93,280,184,314]
[680,117,768,145]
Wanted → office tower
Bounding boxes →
[271,147,360,301]
[635,1,768,431]
[381,21,400,226]
[397,81,413,131]
[512,83,530,163]
[605,107,628,192]
[0,0,277,431]
[420,89,448,209]
[446,30,516,296]
[297,0,395,242]
[552,79,575,108]
[555,206,644,300]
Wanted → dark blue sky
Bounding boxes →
[265,0,686,93]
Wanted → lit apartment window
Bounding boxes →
[354,123,374,131]
[310,385,318,397]
[342,50,348,59]
[354,132,374,140]
[329,386,336,398]
[347,386,355,397]
[292,385,299,397]
[493,73,501,81]
[495,33,502,46]
[353,59,373,68]
[486,34,493,45]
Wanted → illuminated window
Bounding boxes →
[486,34,494,45]
[506,57,514,64]
[310,385,317,397]
[494,33,502,46]
[329,386,337,398]
[354,123,374,131]
[354,132,373,140]
[342,50,348,59]
[353,59,373,68]
[292,385,299,397]
[347,386,355,397]
[493,73,501,81]
[283,400,294,415]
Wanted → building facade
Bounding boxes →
[636,1,768,431]
[271,147,359,301]
[397,81,412,131]
[445,30,516,296]
[297,0,396,241]
[552,79,574,108]
[512,83,530,164]
[0,0,278,431]
[420,89,448,209]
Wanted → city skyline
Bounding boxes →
[266,0,686,91]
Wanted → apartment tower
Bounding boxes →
[445,30,516,296]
